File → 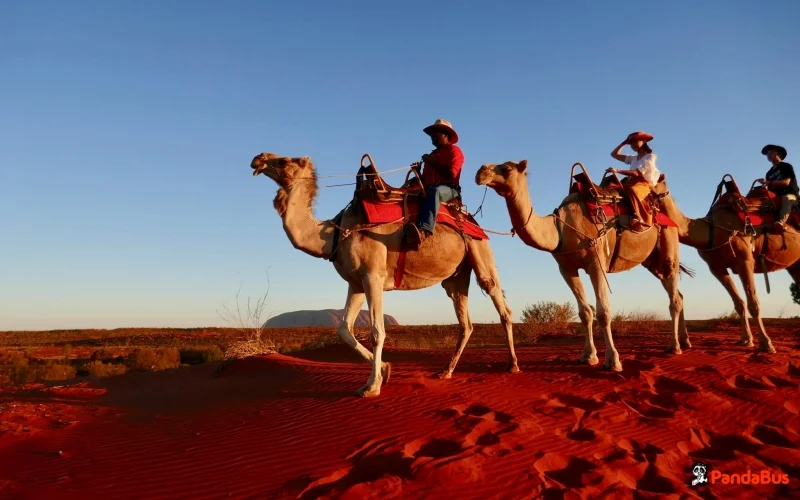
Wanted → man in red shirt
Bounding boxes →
[405,119,464,245]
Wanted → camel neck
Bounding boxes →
[274,180,334,259]
[660,194,711,248]
[505,185,561,252]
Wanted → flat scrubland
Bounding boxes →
[1,306,796,387]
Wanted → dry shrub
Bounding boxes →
[91,348,119,362]
[219,273,277,359]
[38,361,77,381]
[519,301,577,344]
[700,310,742,330]
[180,345,225,365]
[612,309,665,335]
[82,360,127,378]
[128,348,181,371]
[1,350,35,385]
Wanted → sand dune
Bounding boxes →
[1,329,799,499]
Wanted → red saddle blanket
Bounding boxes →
[360,198,489,240]
[715,190,800,227]
[570,178,678,228]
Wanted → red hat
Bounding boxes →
[627,131,654,143]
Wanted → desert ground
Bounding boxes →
[1,318,799,499]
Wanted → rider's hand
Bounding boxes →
[756,178,766,184]
[606,167,617,173]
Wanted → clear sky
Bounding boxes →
[2,1,799,330]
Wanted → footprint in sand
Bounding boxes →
[726,374,773,390]
[749,424,798,449]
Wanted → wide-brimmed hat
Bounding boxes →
[423,119,459,144]
[627,131,654,143]
[761,144,787,159]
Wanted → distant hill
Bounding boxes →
[264,309,399,328]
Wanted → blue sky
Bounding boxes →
[2,1,799,330]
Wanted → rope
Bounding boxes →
[298,165,413,180]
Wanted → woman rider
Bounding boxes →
[607,131,660,229]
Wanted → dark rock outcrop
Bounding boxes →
[264,309,399,328]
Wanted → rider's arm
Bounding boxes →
[610,139,631,163]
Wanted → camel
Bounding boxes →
[653,175,799,353]
[251,152,518,398]
[475,159,694,372]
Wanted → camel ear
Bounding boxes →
[517,160,528,172]
[296,156,311,168]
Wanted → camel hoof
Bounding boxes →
[506,363,520,374]
[577,355,599,366]
[664,347,682,355]
[436,370,452,380]
[759,344,777,354]
[355,385,381,398]
[737,339,755,347]
[382,363,391,385]
[603,360,623,372]
[680,340,692,349]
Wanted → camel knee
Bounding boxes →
[595,306,611,327]
[577,303,593,325]
[476,274,496,293]
[337,324,357,347]
[747,302,761,319]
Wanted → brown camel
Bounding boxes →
[476,160,693,372]
[654,176,797,353]
[251,152,518,397]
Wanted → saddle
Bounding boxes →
[567,162,665,225]
[710,174,799,229]
[354,153,464,210]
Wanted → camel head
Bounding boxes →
[650,173,671,204]
[251,153,314,188]
[475,160,528,197]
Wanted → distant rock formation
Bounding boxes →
[264,309,399,328]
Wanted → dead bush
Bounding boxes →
[180,345,225,365]
[38,361,76,382]
[128,348,181,371]
[2,350,35,385]
[612,309,665,335]
[82,360,127,378]
[91,348,119,362]
[519,301,577,343]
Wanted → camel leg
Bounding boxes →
[677,291,690,349]
[736,260,776,353]
[708,266,752,346]
[437,266,474,379]
[558,263,598,365]
[643,236,685,354]
[468,241,519,373]
[587,263,621,371]
[337,283,390,382]
[356,275,388,397]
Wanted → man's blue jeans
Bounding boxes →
[418,184,460,234]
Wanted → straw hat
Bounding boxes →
[423,119,459,144]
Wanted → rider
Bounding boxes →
[404,119,464,245]
[607,131,661,229]
[757,144,798,232]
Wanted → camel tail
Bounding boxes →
[679,262,696,279]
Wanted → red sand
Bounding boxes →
[2,330,800,499]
